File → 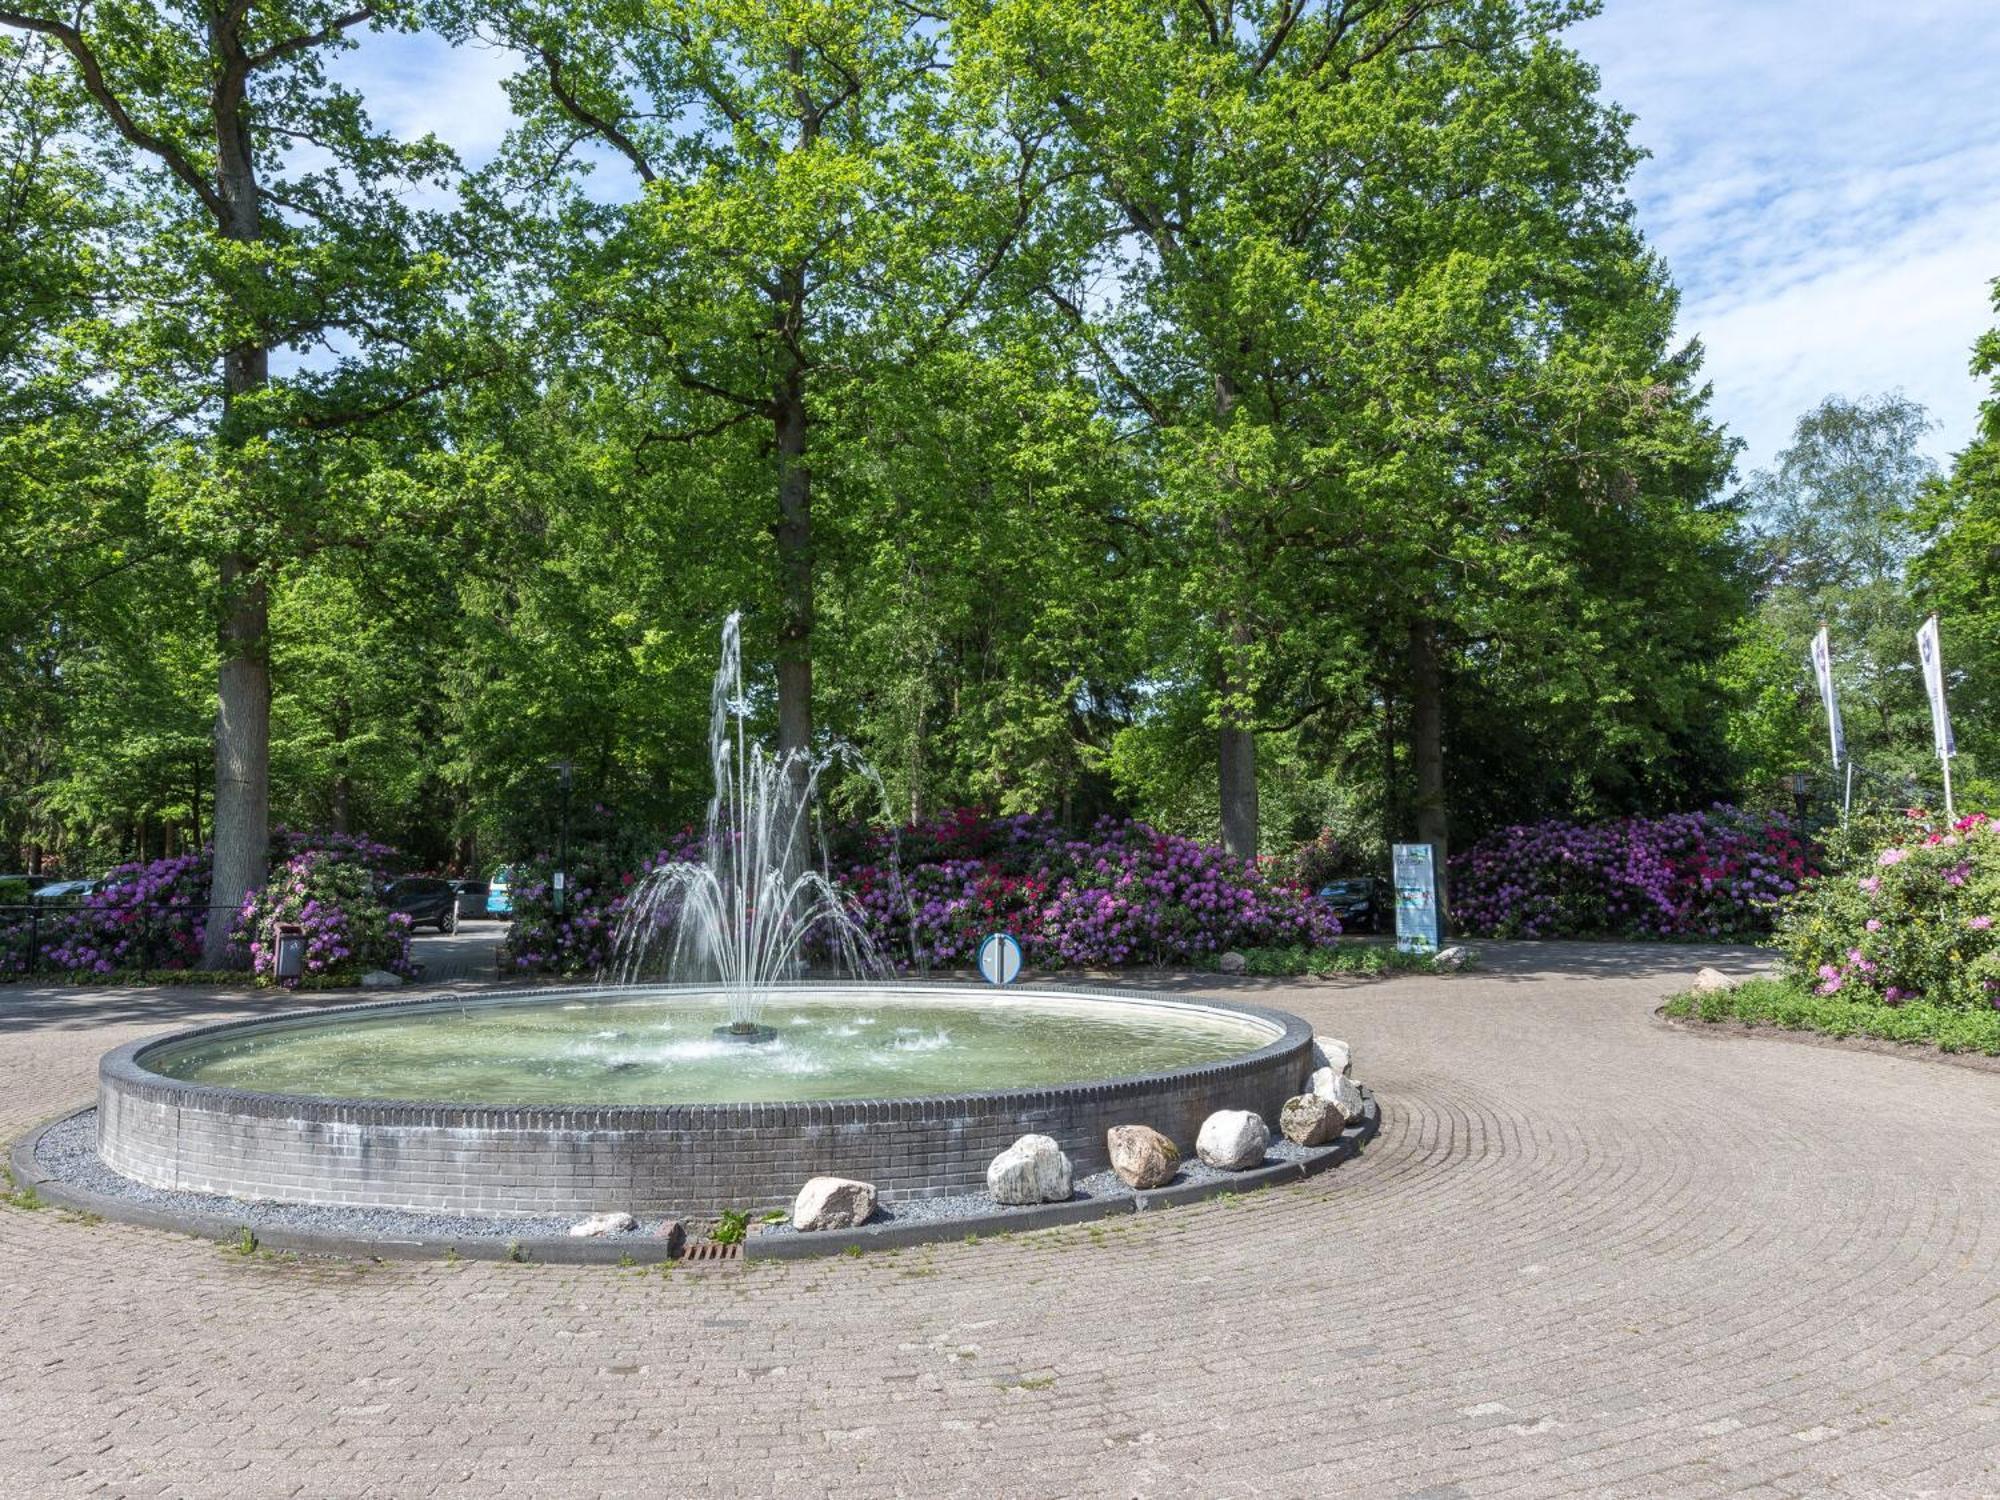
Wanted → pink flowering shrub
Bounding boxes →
[1776,810,1999,1011]
[1450,806,1817,941]
[235,852,414,987]
[506,810,1339,975]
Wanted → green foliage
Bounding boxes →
[709,1209,750,1246]
[1773,813,1999,1012]
[1726,395,1946,797]
[1664,976,2000,1056]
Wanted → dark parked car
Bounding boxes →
[383,876,458,933]
[1315,876,1383,933]
[449,879,491,920]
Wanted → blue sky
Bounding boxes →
[337,1,2000,481]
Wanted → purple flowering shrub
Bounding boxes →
[1,851,215,975]
[504,810,1339,975]
[1450,806,1817,941]
[236,852,414,987]
[0,828,407,978]
[504,830,708,976]
[1776,811,1999,1011]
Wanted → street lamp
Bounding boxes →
[1790,771,1811,832]
[551,759,574,914]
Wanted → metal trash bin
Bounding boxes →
[273,922,307,982]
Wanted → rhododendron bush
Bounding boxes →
[1,829,405,978]
[1775,811,1999,1012]
[1450,807,1816,941]
[507,810,1339,976]
[236,851,414,987]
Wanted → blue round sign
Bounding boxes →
[976,932,1023,986]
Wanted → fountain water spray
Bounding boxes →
[608,614,883,1037]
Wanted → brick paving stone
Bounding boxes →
[2,943,1999,1497]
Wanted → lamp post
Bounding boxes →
[1790,771,1811,834]
[552,759,574,914]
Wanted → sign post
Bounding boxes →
[1811,625,1850,826]
[976,932,1023,986]
[1391,843,1439,954]
[1917,615,1956,820]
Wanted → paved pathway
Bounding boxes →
[3,945,1999,1498]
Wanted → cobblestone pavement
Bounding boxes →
[4,944,1999,1499]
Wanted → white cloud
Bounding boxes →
[1572,0,2000,475]
[333,30,519,169]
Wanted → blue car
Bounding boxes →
[486,865,514,917]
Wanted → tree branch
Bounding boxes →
[243,7,375,71]
[0,8,225,220]
[538,45,655,184]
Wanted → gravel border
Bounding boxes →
[12,1094,1379,1264]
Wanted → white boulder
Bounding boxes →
[1196,1110,1269,1171]
[1218,950,1248,975]
[360,969,404,988]
[1313,1036,1352,1077]
[987,1134,1074,1205]
[567,1211,636,1238]
[1433,945,1469,970]
[1308,1067,1365,1119]
[1691,966,1737,994]
[791,1176,877,1232]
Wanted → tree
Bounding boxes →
[1730,394,1940,794]
[0,0,470,957]
[461,0,1057,801]
[1913,282,2000,799]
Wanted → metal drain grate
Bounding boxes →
[678,1240,741,1264]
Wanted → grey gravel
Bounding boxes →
[753,1136,1336,1236]
[37,1108,1341,1244]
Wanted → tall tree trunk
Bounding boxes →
[773,331,813,798]
[330,695,352,835]
[200,40,271,967]
[1212,372,1258,860]
[1217,616,1260,859]
[1407,615,1449,931]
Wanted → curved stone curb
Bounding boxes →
[1655,1008,2000,1075]
[10,1097,1378,1265]
[95,980,1314,1217]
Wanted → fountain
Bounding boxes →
[87,621,1318,1218]
[607,612,880,1043]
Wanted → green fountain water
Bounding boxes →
[144,986,1280,1106]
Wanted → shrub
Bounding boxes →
[14,851,217,976]
[235,851,414,987]
[1774,810,1999,1011]
[1664,975,2000,1055]
[504,811,1340,975]
[1450,806,1816,941]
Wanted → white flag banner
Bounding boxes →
[1810,626,1845,767]
[1917,616,1955,759]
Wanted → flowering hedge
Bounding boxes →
[1,851,216,976]
[507,810,1339,975]
[236,851,415,987]
[1,828,405,978]
[1775,811,1999,1011]
[1450,806,1817,941]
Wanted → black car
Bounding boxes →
[1315,876,1383,933]
[383,876,459,933]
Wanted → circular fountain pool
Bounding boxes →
[98,984,1313,1217]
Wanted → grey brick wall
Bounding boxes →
[97,987,1314,1217]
